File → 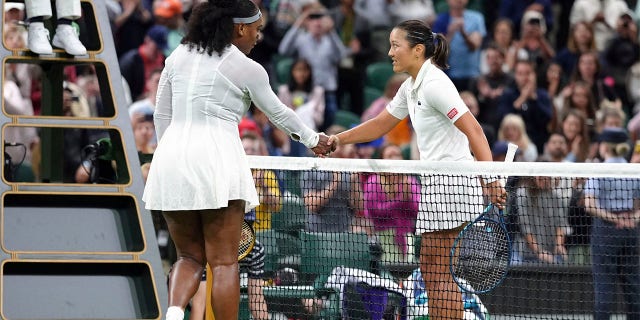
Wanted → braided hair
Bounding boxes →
[181,0,259,56]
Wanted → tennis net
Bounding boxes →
[245,155,640,320]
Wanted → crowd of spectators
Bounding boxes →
[3,0,640,266]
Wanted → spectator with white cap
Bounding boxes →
[4,1,25,25]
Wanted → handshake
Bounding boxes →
[311,133,340,157]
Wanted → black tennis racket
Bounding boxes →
[239,220,255,261]
[450,143,518,294]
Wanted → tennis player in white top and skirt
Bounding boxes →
[142,1,332,319]
[328,19,506,320]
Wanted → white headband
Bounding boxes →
[232,10,261,24]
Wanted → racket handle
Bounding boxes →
[505,143,518,163]
[500,143,519,187]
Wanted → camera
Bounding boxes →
[308,13,325,20]
[529,18,541,25]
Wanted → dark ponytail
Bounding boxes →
[395,20,450,70]
[432,32,449,69]
[182,0,259,56]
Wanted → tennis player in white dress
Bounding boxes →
[142,1,332,319]
[328,20,506,320]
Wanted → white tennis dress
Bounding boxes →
[386,59,484,233]
[143,44,318,212]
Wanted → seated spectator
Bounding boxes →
[498,114,538,162]
[497,60,553,151]
[514,158,569,264]
[511,10,555,81]
[542,133,569,162]
[461,91,495,147]
[240,120,283,231]
[129,68,162,118]
[4,2,25,26]
[355,138,384,160]
[602,10,639,112]
[554,21,596,79]
[301,125,362,233]
[362,73,412,147]
[541,62,566,129]
[277,59,325,157]
[363,143,420,262]
[472,43,513,134]
[119,25,168,101]
[554,80,597,131]
[569,0,630,51]
[499,0,553,37]
[247,105,291,156]
[480,19,516,74]
[562,51,621,110]
[558,109,592,162]
[132,112,156,154]
[596,105,626,133]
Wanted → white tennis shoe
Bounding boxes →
[52,24,87,56]
[27,22,53,55]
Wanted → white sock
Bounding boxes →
[165,306,184,320]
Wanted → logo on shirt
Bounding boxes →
[447,108,458,119]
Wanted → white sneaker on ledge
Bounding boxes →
[27,22,53,55]
[52,24,87,56]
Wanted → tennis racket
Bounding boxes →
[239,220,255,261]
[450,142,518,294]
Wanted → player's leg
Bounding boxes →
[188,270,207,320]
[163,210,207,320]
[420,227,463,320]
[201,200,245,320]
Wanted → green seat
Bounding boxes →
[334,110,361,129]
[363,86,383,110]
[281,170,302,197]
[365,62,394,92]
[9,163,36,182]
[300,232,372,277]
[275,57,295,86]
[271,194,307,236]
[401,143,412,160]
[256,230,301,273]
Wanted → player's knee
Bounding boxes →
[176,255,207,269]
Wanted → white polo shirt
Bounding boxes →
[386,59,473,162]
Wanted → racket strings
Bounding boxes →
[239,223,255,260]
[452,220,510,292]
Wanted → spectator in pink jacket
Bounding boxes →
[363,144,420,261]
